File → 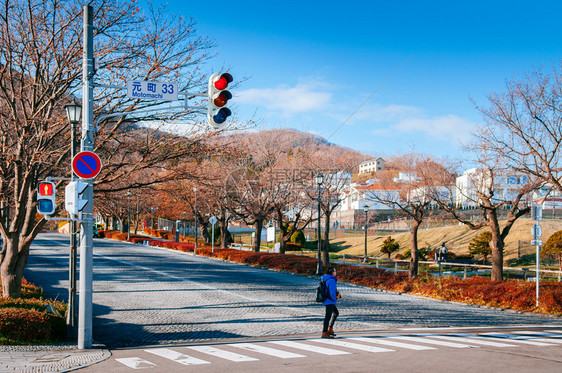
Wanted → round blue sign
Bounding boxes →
[72,151,102,179]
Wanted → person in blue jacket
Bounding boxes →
[321,267,340,338]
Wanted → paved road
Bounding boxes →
[81,326,562,372]
[24,233,562,349]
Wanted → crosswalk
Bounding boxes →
[115,329,562,369]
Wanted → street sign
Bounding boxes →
[532,205,543,221]
[209,216,217,225]
[531,240,543,246]
[127,80,178,101]
[72,151,102,179]
[532,223,542,240]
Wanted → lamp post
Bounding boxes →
[363,204,369,262]
[127,190,131,241]
[194,187,198,249]
[150,207,154,231]
[315,173,323,275]
[64,100,82,338]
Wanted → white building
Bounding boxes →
[393,172,421,183]
[358,158,385,174]
[410,185,456,206]
[455,168,530,208]
[334,182,400,228]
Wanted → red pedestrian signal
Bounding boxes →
[37,181,56,215]
[208,72,233,128]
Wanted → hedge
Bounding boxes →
[0,279,67,344]
[0,307,65,344]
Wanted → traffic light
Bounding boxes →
[207,72,233,128]
[65,181,89,216]
[37,181,56,215]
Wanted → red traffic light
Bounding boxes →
[214,73,233,90]
[39,182,55,196]
[213,91,232,107]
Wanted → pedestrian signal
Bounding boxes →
[37,181,56,215]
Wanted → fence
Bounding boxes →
[327,254,562,282]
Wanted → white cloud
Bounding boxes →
[237,83,332,114]
[392,114,477,142]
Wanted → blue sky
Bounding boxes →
[158,0,562,160]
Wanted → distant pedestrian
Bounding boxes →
[439,242,449,262]
[321,267,340,338]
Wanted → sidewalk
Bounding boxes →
[0,344,110,372]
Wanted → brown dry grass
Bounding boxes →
[335,218,562,260]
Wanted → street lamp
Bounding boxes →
[64,99,81,339]
[315,173,323,275]
[127,190,131,241]
[194,187,198,249]
[363,204,369,262]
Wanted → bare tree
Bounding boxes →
[431,158,539,281]
[302,148,364,269]
[0,0,219,297]
[366,153,447,278]
[474,65,562,194]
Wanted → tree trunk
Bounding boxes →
[0,234,29,298]
[322,213,331,268]
[219,216,228,249]
[199,223,210,245]
[488,210,504,281]
[253,219,264,252]
[409,219,420,279]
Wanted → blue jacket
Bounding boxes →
[321,274,338,305]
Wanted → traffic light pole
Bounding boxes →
[67,119,78,339]
[78,4,94,350]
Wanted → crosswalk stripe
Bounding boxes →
[478,333,555,346]
[418,334,517,347]
[309,338,395,353]
[115,357,156,369]
[516,331,562,341]
[187,346,259,362]
[387,335,475,348]
[346,337,436,350]
[228,343,306,358]
[144,348,211,366]
[268,340,351,355]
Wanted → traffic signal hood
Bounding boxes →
[207,72,233,128]
[37,181,56,215]
[65,181,89,216]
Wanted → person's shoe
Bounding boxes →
[327,327,336,336]
[321,332,334,339]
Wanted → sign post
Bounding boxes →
[210,216,217,253]
[532,205,543,307]
[78,5,95,350]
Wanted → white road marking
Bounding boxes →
[515,331,562,342]
[115,357,156,369]
[346,337,436,350]
[418,334,517,347]
[309,338,395,353]
[144,348,210,366]
[187,346,259,362]
[477,333,555,346]
[387,335,476,348]
[268,340,351,355]
[228,343,306,358]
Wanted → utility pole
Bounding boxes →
[78,4,94,349]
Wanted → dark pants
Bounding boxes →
[323,304,339,332]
